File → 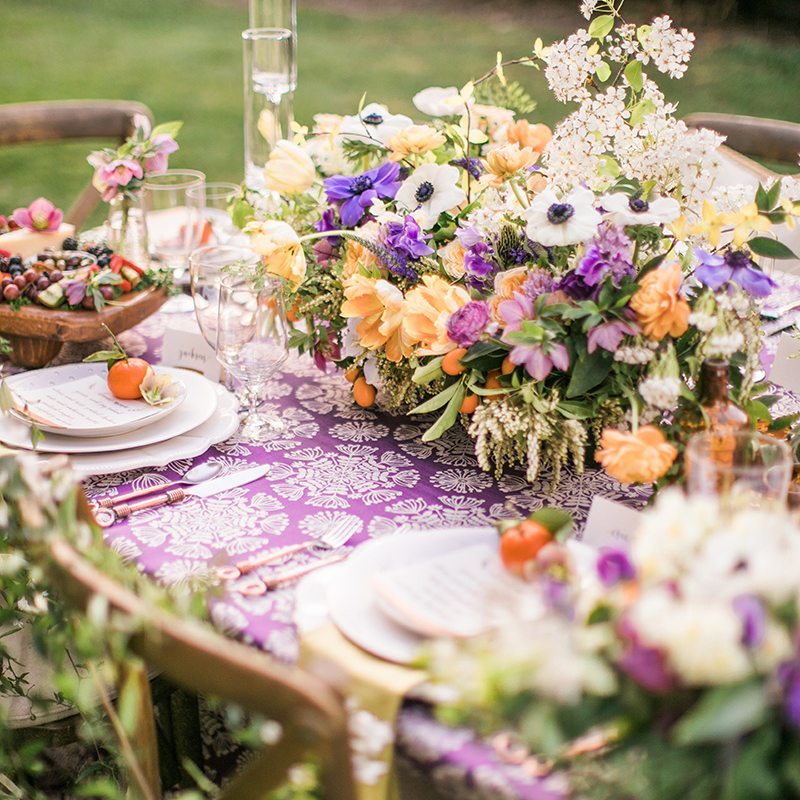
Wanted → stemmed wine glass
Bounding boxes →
[186,183,243,246]
[215,269,288,438]
[142,169,206,312]
[242,27,296,188]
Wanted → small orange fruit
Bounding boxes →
[501,355,516,375]
[353,377,377,408]
[107,358,153,400]
[499,520,553,577]
[459,393,479,415]
[484,370,504,401]
[441,348,469,376]
[286,300,301,323]
[345,366,360,383]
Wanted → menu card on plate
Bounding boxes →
[12,374,161,429]
[371,544,542,639]
[578,496,642,551]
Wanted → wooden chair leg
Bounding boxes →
[219,735,306,800]
[119,662,161,800]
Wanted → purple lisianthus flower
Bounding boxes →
[557,270,596,301]
[505,340,570,381]
[732,594,766,648]
[497,291,536,333]
[694,248,777,298]
[447,301,491,348]
[382,215,434,262]
[464,242,496,288]
[522,269,556,300]
[779,662,800,731]
[455,226,483,249]
[587,315,640,354]
[619,644,675,693]
[576,223,634,287]
[596,548,635,587]
[314,206,341,243]
[324,162,401,228]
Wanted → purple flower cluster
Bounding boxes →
[447,301,491,347]
[380,215,434,281]
[695,248,777,298]
[449,156,485,180]
[324,162,401,228]
[596,548,635,587]
[576,223,635,287]
[522,269,556,300]
[617,615,675,693]
[557,270,596,301]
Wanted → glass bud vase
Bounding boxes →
[105,191,149,267]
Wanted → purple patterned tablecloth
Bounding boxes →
[78,311,649,799]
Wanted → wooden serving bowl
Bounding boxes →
[0,287,167,367]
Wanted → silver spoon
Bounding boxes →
[92,462,223,509]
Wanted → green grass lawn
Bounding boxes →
[3,0,800,228]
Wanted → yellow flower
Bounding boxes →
[438,239,467,279]
[689,201,731,248]
[781,198,800,230]
[669,215,688,241]
[483,143,538,187]
[263,140,317,195]
[342,239,381,279]
[630,262,690,340]
[386,124,446,162]
[245,220,307,288]
[506,120,552,154]
[340,274,413,362]
[403,274,470,356]
[729,201,772,246]
[596,426,678,484]
[313,113,343,135]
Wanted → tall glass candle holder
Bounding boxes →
[242,27,296,189]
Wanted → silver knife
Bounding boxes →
[93,465,268,527]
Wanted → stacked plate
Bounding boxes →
[1,363,239,476]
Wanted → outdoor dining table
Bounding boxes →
[67,308,654,799]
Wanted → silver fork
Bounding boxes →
[218,517,360,594]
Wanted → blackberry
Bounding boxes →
[9,255,22,266]
[62,236,79,251]
[97,256,110,268]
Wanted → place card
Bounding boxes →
[577,496,643,551]
[767,332,800,393]
[372,544,542,639]
[161,323,222,382]
[12,374,161,429]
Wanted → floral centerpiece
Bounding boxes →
[87,114,181,264]
[427,491,800,799]
[238,0,799,487]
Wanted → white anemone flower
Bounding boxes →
[394,163,467,229]
[338,103,413,147]
[412,86,471,117]
[601,192,681,226]
[523,186,602,247]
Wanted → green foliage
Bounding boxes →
[474,77,538,117]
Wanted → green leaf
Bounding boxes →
[566,350,613,399]
[722,725,780,800]
[29,424,43,450]
[629,98,656,127]
[421,383,466,442]
[588,14,614,40]
[230,198,254,230]
[411,356,444,386]
[746,399,772,423]
[459,341,505,364]
[624,60,643,92]
[556,400,594,419]
[150,120,183,139]
[766,179,783,211]
[748,236,797,260]
[638,252,668,277]
[468,384,508,397]
[82,349,123,364]
[672,681,767,745]
[595,61,612,82]
[529,507,573,541]
[755,183,770,212]
[408,381,461,415]
[0,379,13,412]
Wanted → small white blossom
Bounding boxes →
[688,311,718,332]
[580,0,599,19]
[614,345,655,365]
[707,331,745,358]
[639,16,695,79]
[544,30,602,104]
[638,376,682,410]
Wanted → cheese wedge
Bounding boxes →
[0,223,76,260]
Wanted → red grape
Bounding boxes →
[23,269,38,284]
[3,284,20,301]
[36,276,50,290]
[13,276,26,289]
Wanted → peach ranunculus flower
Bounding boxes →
[630,262,690,340]
[342,238,381,279]
[483,143,538,187]
[506,120,552,154]
[438,238,467,279]
[263,140,317,195]
[340,274,413,362]
[491,266,529,320]
[245,219,307,288]
[595,426,678,484]
[403,274,470,356]
[386,124,447,162]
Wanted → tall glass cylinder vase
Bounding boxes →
[248,0,296,30]
[105,191,149,268]
[242,27,296,189]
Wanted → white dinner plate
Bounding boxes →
[325,527,496,665]
[0,367,218,454]
[5,362,187,438]
[68,384,239,477]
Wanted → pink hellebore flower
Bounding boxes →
[99,158,144,190]
[509,341,570,381]
[497,291,536,333]
[587,317,640,354]
[11,197,63,233]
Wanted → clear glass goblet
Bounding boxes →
[186,182,244,246]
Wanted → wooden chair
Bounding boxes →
[46,533,358,800]
[0,100,153,228]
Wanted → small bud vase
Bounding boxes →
[105,191,149,267]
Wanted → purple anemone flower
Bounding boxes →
[381,215,434,263]
[587,316,640,354]
[596,548,635,587]
[694,248,777,298]
[557,270,596,301]
[324,162,402,228]
[447,301,491,348]
[314,207,341,243]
